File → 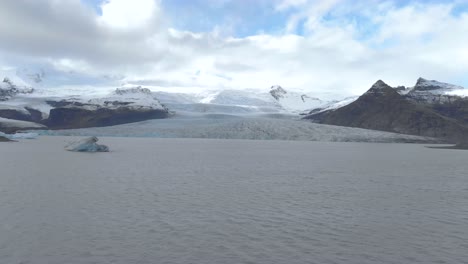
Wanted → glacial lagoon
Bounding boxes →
[1,137,467,263]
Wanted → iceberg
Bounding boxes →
[65,136,109,152]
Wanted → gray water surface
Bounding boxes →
[1,138,468,264]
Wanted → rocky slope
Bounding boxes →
[304,80,468,142]
[402,78,468,126]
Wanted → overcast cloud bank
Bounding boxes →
[0,0,467,98]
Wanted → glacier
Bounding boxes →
[39,113,439,143]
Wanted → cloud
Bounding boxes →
[0,0,167,70]
[275,0,308,11]
[99,0,160,29]
[0,0,467,99]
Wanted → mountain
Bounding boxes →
[151,86,327,114]
[405,77,464,104]
[269,85,324,113]
[46,87,170,129]
[399,78,468,126]
[0,74,170,132]
[304,80,468,142]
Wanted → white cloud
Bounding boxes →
[99,0,160,30]
[372,3,454,42]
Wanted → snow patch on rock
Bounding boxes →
[307,96,358,115]
[406,78,466,104]
[413,78,464,92]
[85,86,166,110]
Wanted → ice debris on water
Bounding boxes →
[0,132,39,140]
[65,136,109,152]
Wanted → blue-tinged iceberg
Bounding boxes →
[65,136,109,152]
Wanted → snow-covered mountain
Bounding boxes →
[404,77,465,104]
[269,85,324,113]
[0,69,171,131]
[85,86,167,111]
[413,77,463,92]
[1,65,337,115]
[304,78,468,142]
[152,86,329,114]
[305,77,468,119]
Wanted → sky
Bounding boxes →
[0,0,468,98]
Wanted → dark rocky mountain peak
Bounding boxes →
[363,80,398,97]
[371,80,389,89]
[270,85,287,100]
[415,77,427,86]
[304,79,468,142]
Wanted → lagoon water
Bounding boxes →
[1,137,468,264]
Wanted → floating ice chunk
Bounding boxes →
[0,132,39,140]
[65,136,109,152]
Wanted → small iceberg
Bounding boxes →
[65,136,109,152]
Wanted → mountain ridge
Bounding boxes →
[305,79,468,142]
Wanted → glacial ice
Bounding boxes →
[0,132,39,140]
[65,136,109,152]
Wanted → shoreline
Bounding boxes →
[1,134,451,145]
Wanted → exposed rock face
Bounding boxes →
[0,106,44,123]
[304,80,468,142]
[0,107,31,121]
[393,86,407,92]
[413,77,463,91]
[270,85,288,100]
[405,77,463,104]
[0,77,34,101]
[429,98,468,125]
[65,137,109,152]
[454,141,468,149]
[0,135,10,142]
[399,78,468,126]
